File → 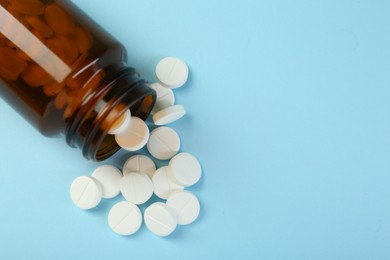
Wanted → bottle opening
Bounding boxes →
[94,93,155,161]
[65,68,156,161]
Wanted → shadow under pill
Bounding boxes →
[164,225,187,241]
[86,197,117,214]
[122,224,148,240]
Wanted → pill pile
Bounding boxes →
[70,57,202,237]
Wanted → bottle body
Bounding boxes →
[0,0,156,161]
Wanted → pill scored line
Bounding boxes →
[166,59,179,83]
[76,179,92,204]
[168,177,177,190]
[160,92,172,100]
[154,132,176,151]
[177,197,195,216]
[129,130,146,141]
[136,156,141,171]
[146,215,174,232]
[113,208,135,229]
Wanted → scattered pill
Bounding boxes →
[123,155,156,179]
[144,202,177,237]
[65,54,202,236]
[120,172,154,205]
[108,109,132,135]
[167,153,202,187]
[91,165,122,199]
[167,190,200,225]
[108,201,142,236]
[152,105,186,126]
[115,116,150,151]
[156,57,189,89]
[152,167,184,200]
[147,127,180,160]
[149,82,175,114]
[70,176,102,210]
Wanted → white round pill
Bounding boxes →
[91,165,122,199]
[120,172,154,205]
[167,153,202,187]
[144,202,177,237]
[147,127,180,160]
[152,167,184,200]
[123,155,156,179]
[150,82,175,114]
[155,57,189,89]
[108,109,132,135]
[152,105,186,126]
[166,190,200,225]
[108,201,142,236]
[70,176,102,210]
[115,116,150,151]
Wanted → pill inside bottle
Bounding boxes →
[0,0,156,161]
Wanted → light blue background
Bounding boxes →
[0,0,389,259]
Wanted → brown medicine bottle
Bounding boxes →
[0,0,156,161]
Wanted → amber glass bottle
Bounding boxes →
[0,0,156,161]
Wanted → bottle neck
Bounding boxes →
[65,67,156,161]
